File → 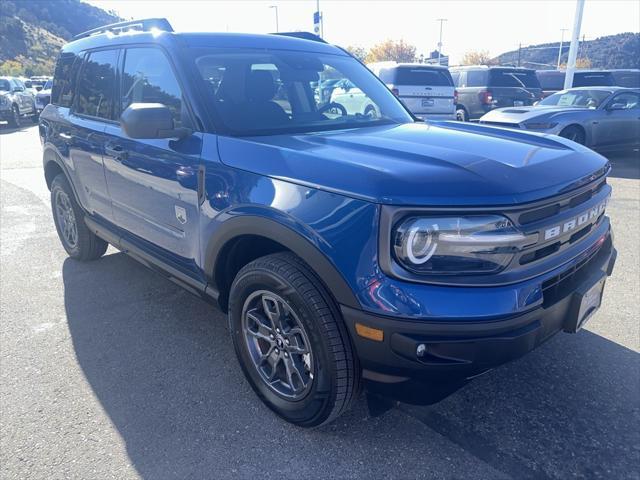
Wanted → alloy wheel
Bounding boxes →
[241,290,314,400]
[54,190,78,248]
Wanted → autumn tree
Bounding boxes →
[365,39,417,63]
[460,50,496,66]
[559,57,592,69]
[345,45,368,62]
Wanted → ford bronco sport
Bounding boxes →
[40,19,616,427]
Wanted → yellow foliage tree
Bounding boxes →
[459,50,496,66]
[365,39,417,63]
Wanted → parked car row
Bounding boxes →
[479,86,640,150]
[0,76,39,127]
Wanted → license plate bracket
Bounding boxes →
[422,98,435,108]
[564,271,606,333]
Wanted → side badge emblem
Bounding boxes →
[175,206,187,224]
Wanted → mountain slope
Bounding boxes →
[494,32,640,70]
[0,0,121,76]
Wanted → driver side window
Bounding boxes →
[610,92,640,110]
[121,48,190,128]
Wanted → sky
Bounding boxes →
[86,0,640,64]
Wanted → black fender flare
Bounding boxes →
[204,215,360,309]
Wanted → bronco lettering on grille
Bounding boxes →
[544,198,608,241]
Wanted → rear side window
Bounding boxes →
[52,52,78,107]
[121,48,188,127]
[611,71,640,88]
[75,49,118,119]
[394,68,453,86]
[537,71,565,90]
[489,70,541,88]
[466,70,486,87]
[377,67,395,84]
[574,72,615,87]
[450,71,460,86]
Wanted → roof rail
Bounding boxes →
[273,32,327,44]
[73,18,173,40]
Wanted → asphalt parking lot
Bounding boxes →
[1,124,638,480]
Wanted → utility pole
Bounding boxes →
[564,0,585,89]
[314,0,323,38]
[517,43,521,67]
[269,5,279,33]
[436,18,447,66]
[557,28,568,69]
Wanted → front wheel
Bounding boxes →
[50,173,108,261]
[559,125,586,145]
[8,105,20,128]
[229,252,361,427]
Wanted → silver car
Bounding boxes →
[479,86,640,151]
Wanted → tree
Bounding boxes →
[345,45,368,62]
[559,57,592,69]
[460,50,496,66]
[365,39,416,63]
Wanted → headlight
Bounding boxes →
[393,215,536,275]
[0,96,8,107]
[523,122,557,130]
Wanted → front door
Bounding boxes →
[102,46,203,277]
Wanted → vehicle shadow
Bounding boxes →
[0,122,36,135]
[63,253,639,480]
[604,150,640,180]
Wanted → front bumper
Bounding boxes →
[341,233,616,404]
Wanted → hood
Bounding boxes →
[481,105,591,124]
[217,122,609,206]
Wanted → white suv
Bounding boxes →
[368,62,456,120]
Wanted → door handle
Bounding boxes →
[59,132,72,140]
[105,144,128,161]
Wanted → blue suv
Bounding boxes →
[40,19,616,427]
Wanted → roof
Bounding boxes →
[367,61,448,70]
[449,65,535,71]
[62,29,345,56]
[556,86,637,92]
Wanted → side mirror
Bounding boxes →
[120,103,190,139]
[607,103,626,111]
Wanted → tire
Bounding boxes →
[50,173,108,261]
[8,105,20,128]
[559,125,586,145]
[229,252,361,427]
[455,106,468,122]
[364,105,377,118]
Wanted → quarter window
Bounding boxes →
[75,49,118,119]
[121,48,187,127]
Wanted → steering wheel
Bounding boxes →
[318,102,347,117]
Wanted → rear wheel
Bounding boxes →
[50,173,108,261]
[456,106,468,122]
[560,125,586,145]
[229,252,361,427]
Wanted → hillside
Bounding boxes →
[494,32,640,70]
[0,0,121,76]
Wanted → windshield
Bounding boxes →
[0,79,10,91]
[539,89,612,108]
[195,48,413,136]
[43,80,53,90]
[489,70,540,88]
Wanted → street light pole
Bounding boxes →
[557,28,568,69]
[564,0,585,89]
[269,5,279,33]
[436,18,447,65]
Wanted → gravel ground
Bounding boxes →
[1,124,638,479]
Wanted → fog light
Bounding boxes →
[416,343,427,357]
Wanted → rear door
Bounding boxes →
[488,69,542,108]
[63,49,118,220]
[102,46,203,278]
[392,67,455,117]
